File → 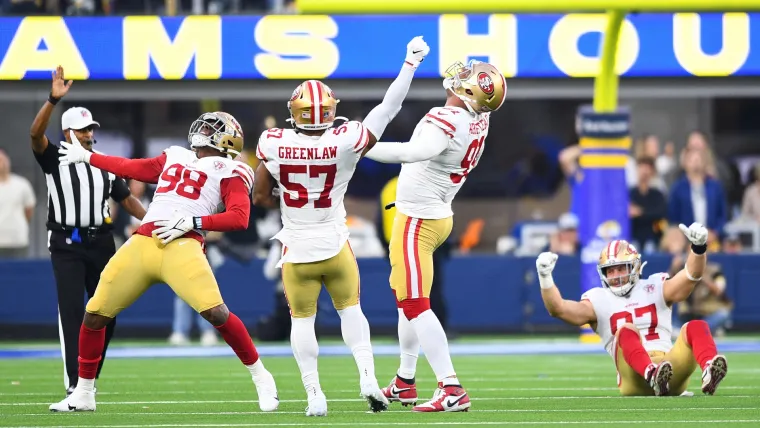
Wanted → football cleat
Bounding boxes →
[646,361,673,397]
[701,355,728,395]
[360,381,389,413]
[50,387,96,412]
[381,376,418,406]
[252,369,279,412]
[412,382,470,413]
[305,387,327,417]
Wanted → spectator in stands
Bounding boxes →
[740,163,760,222]
[722,232,743,254]
[668,148,727,249]
[558,145,582,217]
[681,131,741,211]
[634,134,674,192]
[548,212,580,256]
[629,157,667,254]
[0,149,36,259]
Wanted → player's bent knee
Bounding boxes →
[400,298,431,320]
[200,304,229,326]
[83,312,112,330]
[615,323,640,338]
[683,319,709,335]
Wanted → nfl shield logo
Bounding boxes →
[214,160,225,171]
[644,284,655,293]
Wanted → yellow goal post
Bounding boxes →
[294,0,760,112]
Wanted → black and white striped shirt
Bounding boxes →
[34,141,130,229]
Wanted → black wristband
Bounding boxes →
[193,217,203,230]
[48,92,60,105]
[691,243,707,255]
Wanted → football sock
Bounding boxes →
[337,305,376,383]
[619,327,653,378]
[410,310,456,381]
[396,308,419,381]
[685,320,718,370]
[78,324,105,386]
[215,312,259,366]
[290,315,321,393]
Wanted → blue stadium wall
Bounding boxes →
[3,255,759,335]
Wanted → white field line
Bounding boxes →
[1,396,757,406]
[8,420,760,428]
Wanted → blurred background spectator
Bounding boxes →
[629,157,667,254]
[0,148,35,258]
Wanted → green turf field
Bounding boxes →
[0,352,758,428]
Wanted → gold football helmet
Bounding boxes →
[597,240,643,297]
[443,60,507,114]
[287,80,340,131]
[188,111,244,159]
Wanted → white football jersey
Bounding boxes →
[582,273,674,357]
[256,122,370,264]
[395,106,490,219]
[141,146,254,226]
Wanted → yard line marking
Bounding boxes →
[2,386,758,397]
[7,407,759,417]
[2,396,757,406]
[9,419,760,428]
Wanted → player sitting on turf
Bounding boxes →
[536,222,727,396]
[49,112,279,412]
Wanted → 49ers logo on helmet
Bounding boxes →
[477,72,495,95]
[290,85,302,102]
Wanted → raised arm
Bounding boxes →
[364,122,448,164]
[663,222,708,305]
[30,66,72,155]
[536,252,597,326]
[360,36,430,157]
[58,131,167,184]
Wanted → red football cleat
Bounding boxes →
[412,382,470,413]
[381,376,418,406]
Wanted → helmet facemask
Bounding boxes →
[442,60,506,114]
[597,240,643,297]
[188,112,244,159]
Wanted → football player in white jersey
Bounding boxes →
[50,112,279,413]
[364,60,507,412]
[251,37,430,416]
[536,222,728,396]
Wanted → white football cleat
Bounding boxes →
[412,383,471,413]
[360,381,389,413]
[702,355,728,395]
[49,387,96,412]
[305,387,327,417]
[168,332,190,346]
[252,369,279,412]
[200,330,219,347]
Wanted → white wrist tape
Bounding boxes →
[685,268,702,282]
[539,273,555,289]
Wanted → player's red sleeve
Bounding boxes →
[199,177,250,232]
[90,153,167,184]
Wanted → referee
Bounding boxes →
[29,66,146,397]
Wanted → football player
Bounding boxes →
[252,37,430,416]
[49,112,279,412]
[536,222,728,396]
[364,60,507,412]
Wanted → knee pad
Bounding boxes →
[400,298,431,320]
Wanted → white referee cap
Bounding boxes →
[61,107,100,131]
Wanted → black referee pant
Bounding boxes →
[49,230,117,391]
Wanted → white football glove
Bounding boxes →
[153,215,198,245]
[405,36,430,68]
[536,252,558,289]
[536,252,558,277]
[678,222,708,246]
[58,130,92,166]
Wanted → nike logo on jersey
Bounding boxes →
[390,385,411,395]
[445,394,466,408]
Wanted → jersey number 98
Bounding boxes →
[156,164,208,201]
